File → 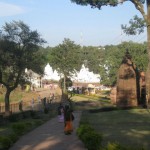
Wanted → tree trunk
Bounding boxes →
[5,88,11,116]
[146,0,150,104]
[63,75,66,93]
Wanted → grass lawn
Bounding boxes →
[0,87,39,103]
[72,94,150,150]
[83,108,150,149]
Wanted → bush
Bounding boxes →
[77,124,103,150]
[44,107,49,114]
[11,122,27,135]
[0,136,12,149]
[82,131,102,150]
[30,110,36,118]
[22,111,32,118]
[34,120,43,126]
[8,133,18,143]
[77,124,94,140]
[8,113,23,122]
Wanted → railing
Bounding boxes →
[0,96,61,114]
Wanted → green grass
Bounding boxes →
[71,95,150,149]
[0,87,39,103]
[81,108,150,150]
[0,101,59,143]
[71,94,112,111]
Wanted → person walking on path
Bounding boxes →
[9,111,86,150]
[31,98,34,110]
[57,103,64,123]
[64,104,74,135]
[37,95,42,111]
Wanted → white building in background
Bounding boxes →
[43,64,60,81]
[43,63,100,83]
[25,69,42,88]
[73,64,100,83]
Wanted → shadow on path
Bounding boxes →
[9,111,86,150]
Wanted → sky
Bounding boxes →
[0,0,147,47]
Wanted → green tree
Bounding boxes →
[100,42,148,86]
[47,38,81,93]
[0,21,46,115]
[80,46,103,74]
[100,45,124,86]
[70,0,150,100]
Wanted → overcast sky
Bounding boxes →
[0,0,147,47]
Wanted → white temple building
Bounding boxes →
[43,64,60,81]
[43,63,100,83]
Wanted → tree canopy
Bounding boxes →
[47,38,81,92]
[80,46,103,74]
[0,20,46,114]
[100,42,148,86]
[70,0,150,101]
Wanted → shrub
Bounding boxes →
[8,113,23,122]
[0,136,12,149]
[8,133,18,143]
[34,120,43,126]
[11,122,26,135]
[24,122,33,130]
[77,124,103,150]
[22,111,32,118]
[44,107,49,114]
[30,110,36,118]
[77,124,94,140]
[82,130,103,150]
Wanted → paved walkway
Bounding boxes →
[9,111,86,150]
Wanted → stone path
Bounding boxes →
[9,111,86,150]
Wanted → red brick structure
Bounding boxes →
[116,50,138,107]
[139,71,147,107]
[110,87,117,105]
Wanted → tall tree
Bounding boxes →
[100,42,148,86]
[70,0,150,100]
[47,38,81,93]
[0,21,46,115]
[80,46,103,74]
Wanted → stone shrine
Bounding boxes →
[116,50,138,107]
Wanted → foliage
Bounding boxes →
[47,38,81,75]
[99,45,123,86]
[121,15,146,35]
[77,124,103,150]
[80,46,103,74]
[80,108,150,149]
[47,38,81,91]
[0,20,46,113]
[77,124,94,139]
[0,136,12,149]
[11,122,27,135]
[99,42,148,86]
[59,77,72,89]
[8,133,18,143]
[8,113,23,122]
[71,0,119,9]
[70,0,150,101]
[119,42,148,71]
[44,107,49,114]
